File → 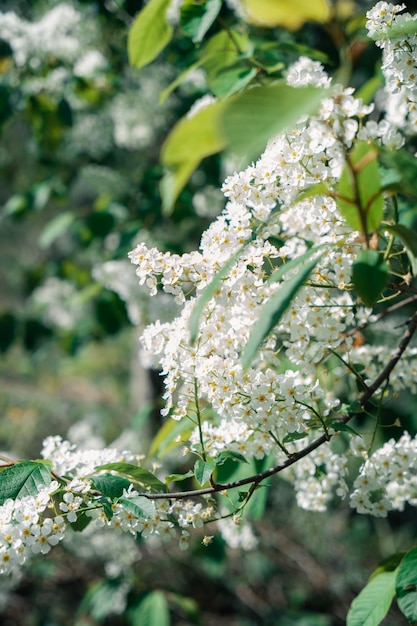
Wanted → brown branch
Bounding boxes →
[135,310,417,501]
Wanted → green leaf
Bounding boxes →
[118,496,156,520]
[39,212,75,248]
[220,84,327,163]
[161,99,227,213]
[0,461,52,505]
[384,223,417,275]
[242,0,331,30]
[95,462,167,493]
[189,243,249,343]
[282,431,308,444]
[130,591,170,626]
[241,251,323,368]
[352,249,389,308]
[201,29,252,85]
[91,473,132,499]
[347,571,397,626]
[128,0,173,70]
[325,422,359,436]
[337,142,384,235]
[194,459,216,486]
[165,470,195,485]
[211,64,257,98]
[215,450,248,465]
[180,0,222,43]
[159,55,214,104]
[396,546,417,623]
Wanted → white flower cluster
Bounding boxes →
[0,4,84,67]
[366,2,417,133]
[350,432,417,516]
[0,481,65,575]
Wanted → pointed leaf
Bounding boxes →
[242,0,331,30]
[161,99,227,213]
[130,591,170,626]
[118,495,156,520]
[165,470,195,485]
[352,249,389,308]
[396,546,417,623]
[95,462,167,493]
[0,461,52,505]
[128,0,173,70]
[220,84,327,163]
[347,571,397,626]
[241,252,323,368]
[91,473,131,499]
[194,459,216,486]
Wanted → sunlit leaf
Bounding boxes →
[128,0,173,69]
[241,0,331,30]
[220,84,327,163]
[117,495,156,519]
[347,571,397,626]
[149,416,195,458]
[351,249,389,308]
[396,546,417,623]
[0,461,52,505]
[161,99,227,213]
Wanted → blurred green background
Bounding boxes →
[0,0,416,624]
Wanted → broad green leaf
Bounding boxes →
[189,243,249,343]
[180,0,222,43]
[201,29,252,85]
[215,450,248,465]
[352,249,389,308]
[384,223,417,275]
[130,591,170,626]
[149,415,195,458]
[165,470,195,485]
[220,84,327,163]
[39,211,75,248]
[337,142,384,235]
[161,99,227,213]
[371,552,406,579]
[118,495,156,520]
[396,546,417,623]
[0,461,52,505]
[347,571,397,626]
[70,510,92,532]
[91,473,131,499]
[95,462,167,493]
[241,0,331,30]
[194,459,216,486]
[128,0,173,70]
[241,252,323,368]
